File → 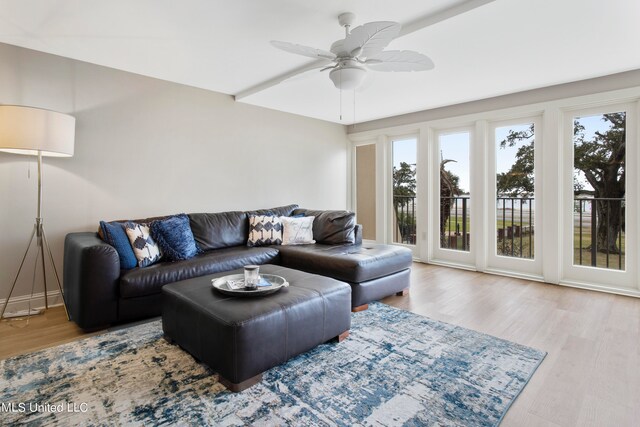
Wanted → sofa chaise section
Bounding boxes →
[276,243,412,310]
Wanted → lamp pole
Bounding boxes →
[0,151,69,320]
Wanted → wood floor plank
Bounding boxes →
[575,394,638,427]
[0,308,96,359]
[2,261,639,426]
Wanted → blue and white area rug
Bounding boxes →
[1,303,545,426]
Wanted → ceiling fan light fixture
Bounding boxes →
[329,64,366,90]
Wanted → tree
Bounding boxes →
[440,159,463,246]
[393,162,416,206]
[573,112,625,253]
[497,125,534,197]
[393,162,416,243]
[499,113,626,254]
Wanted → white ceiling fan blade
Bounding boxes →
[271,40,336,61]
[343,21,401,59]
[366,50,435,72]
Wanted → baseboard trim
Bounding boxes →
[416,260,640,299]
[558,280,640,299]
[425,259,477,272]
[482,268,545,283]
[0,290,64,315]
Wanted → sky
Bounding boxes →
[392,113,620,196]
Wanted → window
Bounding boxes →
[495,123,535,259]
[392,138,417,245]
[439,132,470,251]
[573,112,626,270]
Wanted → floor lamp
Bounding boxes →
[0,105,76,320]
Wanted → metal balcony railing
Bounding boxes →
[574,197,625,270]
[391,195,624,270]
[393,195,416,245]
[440,196,470,251]
[496,197,534,259]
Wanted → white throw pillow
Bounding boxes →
[124,222,162,267]
[247,215,283,246]
[281,216,316,245]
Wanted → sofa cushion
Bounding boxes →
[281,216,315,245]
[150,214,199,261]
[124,222,162,267]
[277,243,412,283]
[189,211,248,251]
[292,209,356,244]
[98,221,138,270]
[247,215,283,247]
[248,204,298,217]
[119,246,279,299]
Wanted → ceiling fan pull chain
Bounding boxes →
[353,90,356,124]
[339,72,343,121]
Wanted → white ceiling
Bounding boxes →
[0,0,639,124]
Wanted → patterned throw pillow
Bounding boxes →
[247,215,283,247]
[124,222,162,267]
[281,216,316,245]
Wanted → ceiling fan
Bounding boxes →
[271,12,434,91]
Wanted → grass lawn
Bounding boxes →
[439,226,625,271]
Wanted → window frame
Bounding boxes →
[430,126,476,267]
[560,102,638,290]
[485,116,543,276]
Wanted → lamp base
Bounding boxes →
[2,308,43,319]
[0,220,69,322]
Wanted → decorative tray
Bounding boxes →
[212,274,289,297]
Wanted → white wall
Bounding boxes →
[0,43,349,305]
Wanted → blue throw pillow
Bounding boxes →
[150,214,198,261]
[99,221,138,270]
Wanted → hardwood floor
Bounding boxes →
[2,262,639,426]
[0,306,96,360]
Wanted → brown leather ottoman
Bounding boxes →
[161,264,351,392]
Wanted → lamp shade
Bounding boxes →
[0,105,75,157]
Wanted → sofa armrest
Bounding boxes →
[354,224,363,245]
[64,232,120,330]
